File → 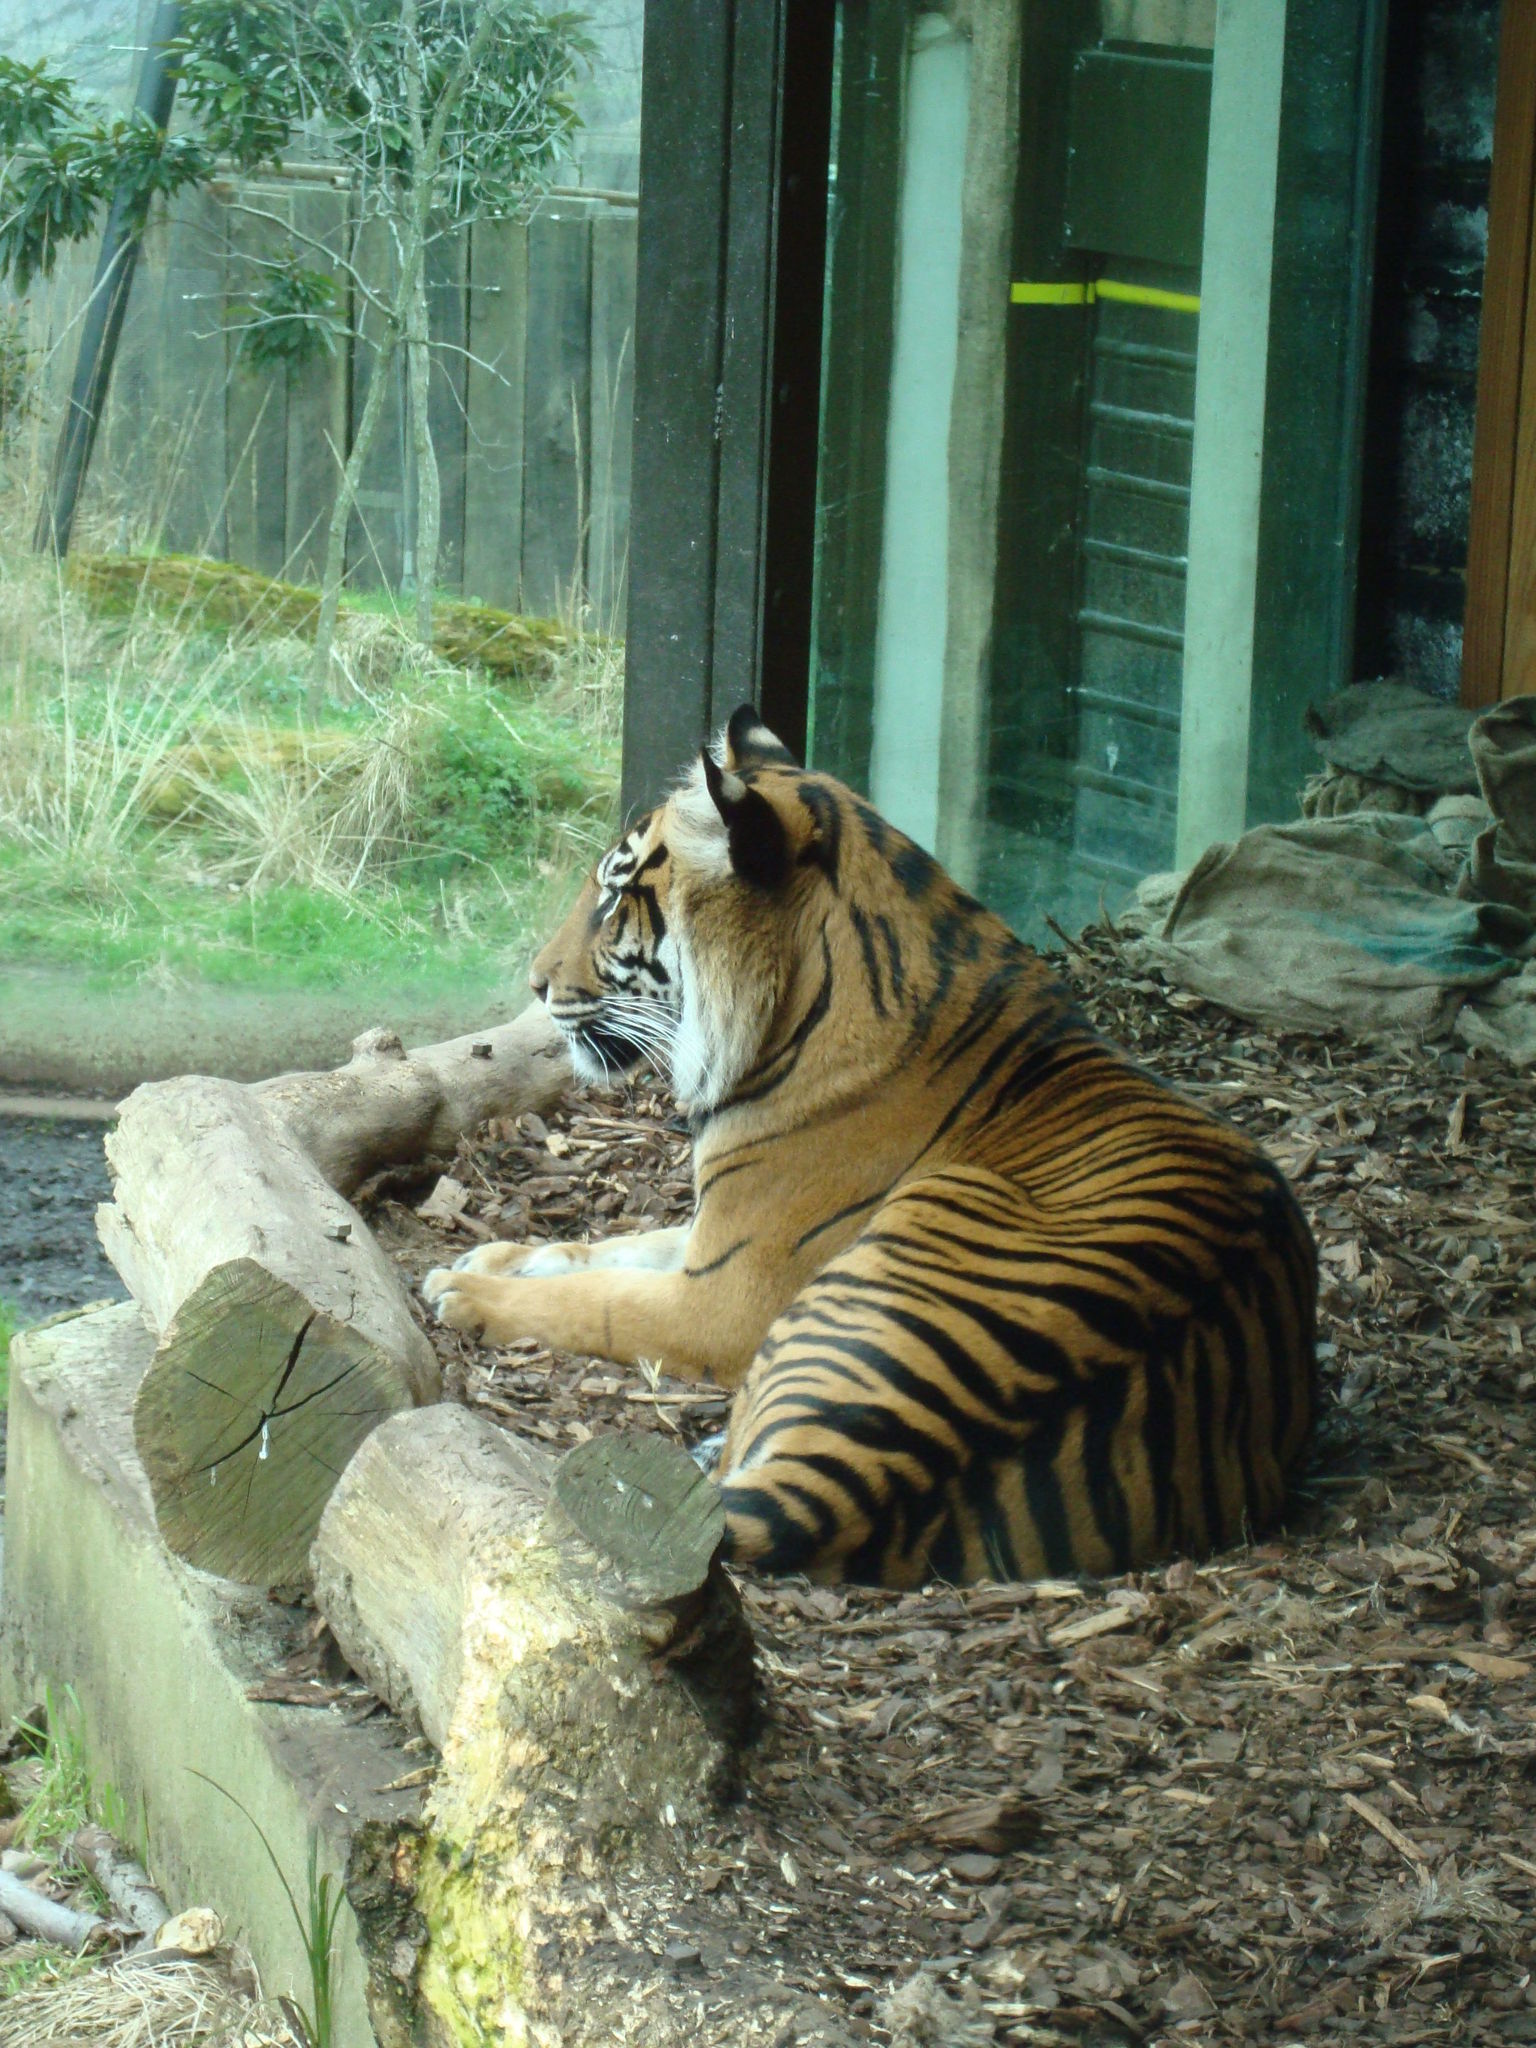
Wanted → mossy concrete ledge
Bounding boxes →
[2,1305,863,2047]
[0,1302,421,2048]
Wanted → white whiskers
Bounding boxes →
[599,991,681,1077]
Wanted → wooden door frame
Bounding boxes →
[1464,0,1536,707]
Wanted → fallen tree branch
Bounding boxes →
[0,1867,110,1949]
[66,1825,169,1942]
[253,1003,570,1198]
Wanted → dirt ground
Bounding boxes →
[368,931,1536,2048]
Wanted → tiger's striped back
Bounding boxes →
[718,1064,1316,1585]
[694,784,1317,1586]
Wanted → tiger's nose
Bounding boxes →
[529,967,549,1000]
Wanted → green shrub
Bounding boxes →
[407,683,615,877]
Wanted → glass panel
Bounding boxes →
[806,0,1382,944]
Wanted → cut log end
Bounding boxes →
[133,1259,427,1587]
[549,1433,725,1609]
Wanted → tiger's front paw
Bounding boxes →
[422,1267,516,1341]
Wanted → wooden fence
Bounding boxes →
[28,180,636,626]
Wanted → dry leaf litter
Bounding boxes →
[364,934,1536,2046]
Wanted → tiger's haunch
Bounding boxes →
[424,705,1317,1587]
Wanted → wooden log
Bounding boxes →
[312,1409,750,1750]
[313,1413,824,2048]
[313,1403,554,1746]
[252,1000,569,1199]
[0,1868,109,1949]
[66,1826,170,1943]
[98,1078,439,1589]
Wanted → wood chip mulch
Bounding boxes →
[369,932,1536,2048]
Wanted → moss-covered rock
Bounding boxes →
[66,553,321,639]
[140,726,360,819]
[430,600,574,682]
[66,553,590,684]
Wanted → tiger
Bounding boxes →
[424,705,1317,1587]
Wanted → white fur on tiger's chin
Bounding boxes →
[663,778,781,1112]
[671,935,775,1115]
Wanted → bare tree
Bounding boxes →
[175,0,592,692]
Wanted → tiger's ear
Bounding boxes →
[701,746,790,889]
[723,703,799,771]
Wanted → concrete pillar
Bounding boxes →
[868,12,971,851]
[1174,0,1288,866]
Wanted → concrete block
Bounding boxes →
[0,1302,428,2048]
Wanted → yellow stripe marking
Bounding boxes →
[1011,278,1201,314]
[1009,281,1091,305]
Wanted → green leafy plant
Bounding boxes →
[0,54,76,148]
[190,1773,345,2048]
[237,258,346,370]
[7,1683,141,1877]
[0,57,210,294]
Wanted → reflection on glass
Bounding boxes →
[807,1,1382,946]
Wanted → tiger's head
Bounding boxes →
[530,704,848,1113]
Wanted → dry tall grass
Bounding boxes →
[0,266,623,974]
[0,1952,303,2048]
[0,479,623,938]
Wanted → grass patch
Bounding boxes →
[0,1946,94,2001]
[0,1691,145,2010]
[0,513,621,996]
[15,1686,97,1851]
[192,1774,343,2048]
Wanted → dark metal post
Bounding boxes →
[34,2,185,557]
[622,0,735,813]
[753,3,834,757]
[623,0,833,813]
